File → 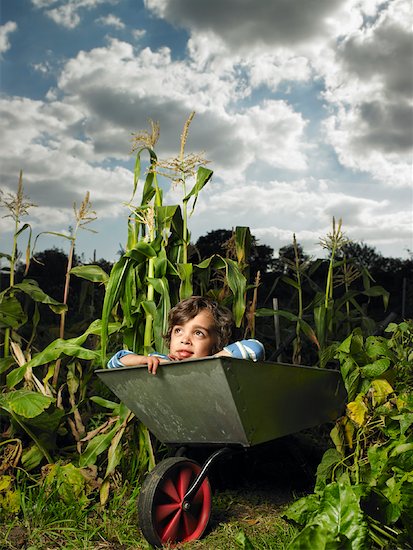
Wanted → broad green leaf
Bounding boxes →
[361,358,390,378]
[70,265,109,284]
[22,406,64,432]
[368,444,389,480]
[43,463,90,507]
[365,336,392,359]
[289,479,368,549]
[283,493,320,525]
[336,333,353,354]
[0,390,54,418]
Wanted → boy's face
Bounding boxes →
[169,310,217,360]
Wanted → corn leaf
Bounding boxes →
[70,265,109,284]
[183,167,213,214]
[12,279,67,314]
[0,295,27,328]
[177,263,193,300]
[79,426,118,468]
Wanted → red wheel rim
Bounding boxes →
[153,462,211,544]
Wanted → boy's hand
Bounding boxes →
[119,353,162,375]
[214,350,232,357]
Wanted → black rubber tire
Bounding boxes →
[138,456,212,547]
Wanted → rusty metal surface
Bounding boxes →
[96,357,346,447]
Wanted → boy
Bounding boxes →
[108,295,264,374]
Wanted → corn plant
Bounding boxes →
[256,218,389,367]
[100,113,248,365]
[0,115,253,511]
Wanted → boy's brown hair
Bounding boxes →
[164,296,233,354]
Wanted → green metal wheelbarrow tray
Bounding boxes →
[97,357,346,547]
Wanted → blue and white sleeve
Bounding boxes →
[223,339,265,362]
[149,352,171,360]
[107,350,171,368]
[107,350,136,369]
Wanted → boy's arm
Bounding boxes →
[107,350,169,374]
[216,339,265,362]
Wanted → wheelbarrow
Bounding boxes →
[96,356,346,547]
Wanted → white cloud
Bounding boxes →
[97,14,125,29]
[2,0,412,261]
[320,0,413,186]
[132,29,146,40]
[0,21,17,55]
[33,0,120,29]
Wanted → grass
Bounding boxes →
[1,437,318,549]
[2,489,297,550]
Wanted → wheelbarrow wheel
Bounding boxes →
[138,456,212,547]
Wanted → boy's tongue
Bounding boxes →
[177,350,193,359]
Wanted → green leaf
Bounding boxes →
[12,279,67,314]
[315,448,343,492]
[0,390,54,418]
[183,166,213,214]
[70,265,109,284]
[21,444,44,471]
[288,479,368,549]
[361,358,390,378]
[90,396,121,411]
[7,320,106,387]
[0,295,27,328]
[365,336,392,360]
[284,494,321,525]
[362,286,389,310]
[235,530,256,549]
[101,256,130,363]
[177,263,193,300]
[281,275,300,290]
[0,357,15,374]
[79,426,118,468]
[222,257,246,327]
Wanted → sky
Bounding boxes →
[0,0,412,265]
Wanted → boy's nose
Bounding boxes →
[180,334,190,344]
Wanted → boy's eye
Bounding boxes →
[195,330,205,337]
[173,327,182,334]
